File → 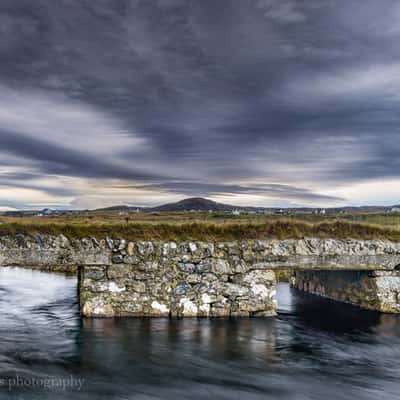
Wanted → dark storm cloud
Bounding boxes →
[0,0,399,207]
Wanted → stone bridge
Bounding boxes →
[1,235,400,317]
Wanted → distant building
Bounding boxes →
[274,209,285,215]
[37,208,59,217]
[313,208,326,215]
[232,209,241,216]
[391,207,400,212]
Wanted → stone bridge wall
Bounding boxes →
[292,270,400,313]
[0,235,400,316]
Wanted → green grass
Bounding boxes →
[0,219,400,241]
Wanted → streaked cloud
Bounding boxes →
[122,182,344,202]
[0,0,398,209]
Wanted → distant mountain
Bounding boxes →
[150,197,242,212]
[95,197,252,213]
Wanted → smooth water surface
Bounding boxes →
[0,268,400,399]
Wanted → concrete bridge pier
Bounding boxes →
[292,270,400,313]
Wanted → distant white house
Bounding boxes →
[391,207,400,212]
[313,208,326,215]
[232,209,241,216]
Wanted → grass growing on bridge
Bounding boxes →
[0,219,400,241]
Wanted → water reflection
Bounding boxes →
[0,268,400,399]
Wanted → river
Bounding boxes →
[0,267,400,399]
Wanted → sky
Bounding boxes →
[1,0,400,210]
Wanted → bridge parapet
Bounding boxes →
[0,235,399,270]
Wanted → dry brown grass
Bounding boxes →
[0,218,399,241]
